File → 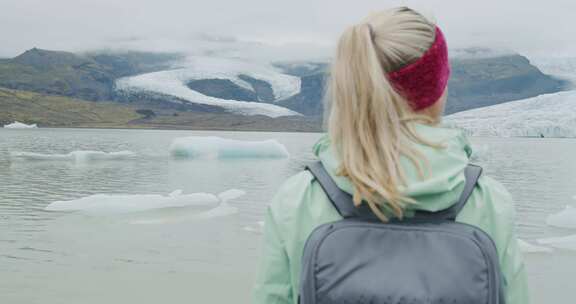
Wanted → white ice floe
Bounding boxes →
[45,189,245,217]
[115,56,301,118]
[129,189,245,224]
[3,121,38,129]
[130,202,239,224]
[243,221,265,234]
[538,234,576,251]
[169,136,289,159]
[546,205,576,229]
[517,239,553,253]
[10,151,136,162]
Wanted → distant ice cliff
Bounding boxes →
[445,57,576,138]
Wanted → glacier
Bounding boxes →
[546,204,576,229]
[44,189,245,217]
[11,150,136,162]
[169,136,289,159]
[444,90,576,137]
[444,56,576,138]
[3,121,38,129]
[116,56,302,118]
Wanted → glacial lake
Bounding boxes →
[0,128,575,304]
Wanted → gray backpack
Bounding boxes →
[300,162,505,304]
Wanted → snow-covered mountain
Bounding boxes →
[445,57,576,138]
[5,42,565,123]
[115,56,302,117]
[113,46,567,119]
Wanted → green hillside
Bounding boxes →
[0,88,140,127]
[0,48,180,101]
[0,88,321,131]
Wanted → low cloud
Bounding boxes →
[1,0,574,59]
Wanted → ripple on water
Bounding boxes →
[0,129,575,303]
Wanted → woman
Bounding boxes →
[253,7,529,304]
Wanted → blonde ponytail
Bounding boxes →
[326,7,439,221]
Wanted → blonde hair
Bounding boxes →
[326,7,441,221]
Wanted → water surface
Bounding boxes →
[0,128,574,304]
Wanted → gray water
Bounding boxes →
[0,128,575,304]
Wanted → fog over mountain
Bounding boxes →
[1,0,575,59]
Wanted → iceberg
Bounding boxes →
[517,239,553,253]
[3,121,38,129]
[538,234,576,251]
[243,221,265,234]
[10,151,136,162]
[129,197,241,224]
[169,136,289,159]
[44,189,245,216]
[115,56,302,118]
[546,205,576,229]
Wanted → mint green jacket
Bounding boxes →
[253,124,529,304]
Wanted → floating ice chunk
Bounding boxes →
[546,205,576,229]
[169,190,183,197]
[538,234,576,251]
[169,136,289,159]
[217,189,247,202]
[3,121,38,129]
[517,239,553,253]
[243,221,265,234]
[10,151,136,162]
[128,189,246,224]
[45,189,245,216]
[129,203,239,224]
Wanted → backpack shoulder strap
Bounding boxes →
[305,161,359,218]
[306,161,483,221]
[450,164,482,220]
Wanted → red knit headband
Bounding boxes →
[387,27,450,111]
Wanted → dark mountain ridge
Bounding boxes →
[0,48,569,131]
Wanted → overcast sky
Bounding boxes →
[1,0,574,59]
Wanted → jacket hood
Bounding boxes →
[313,123,472,215]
